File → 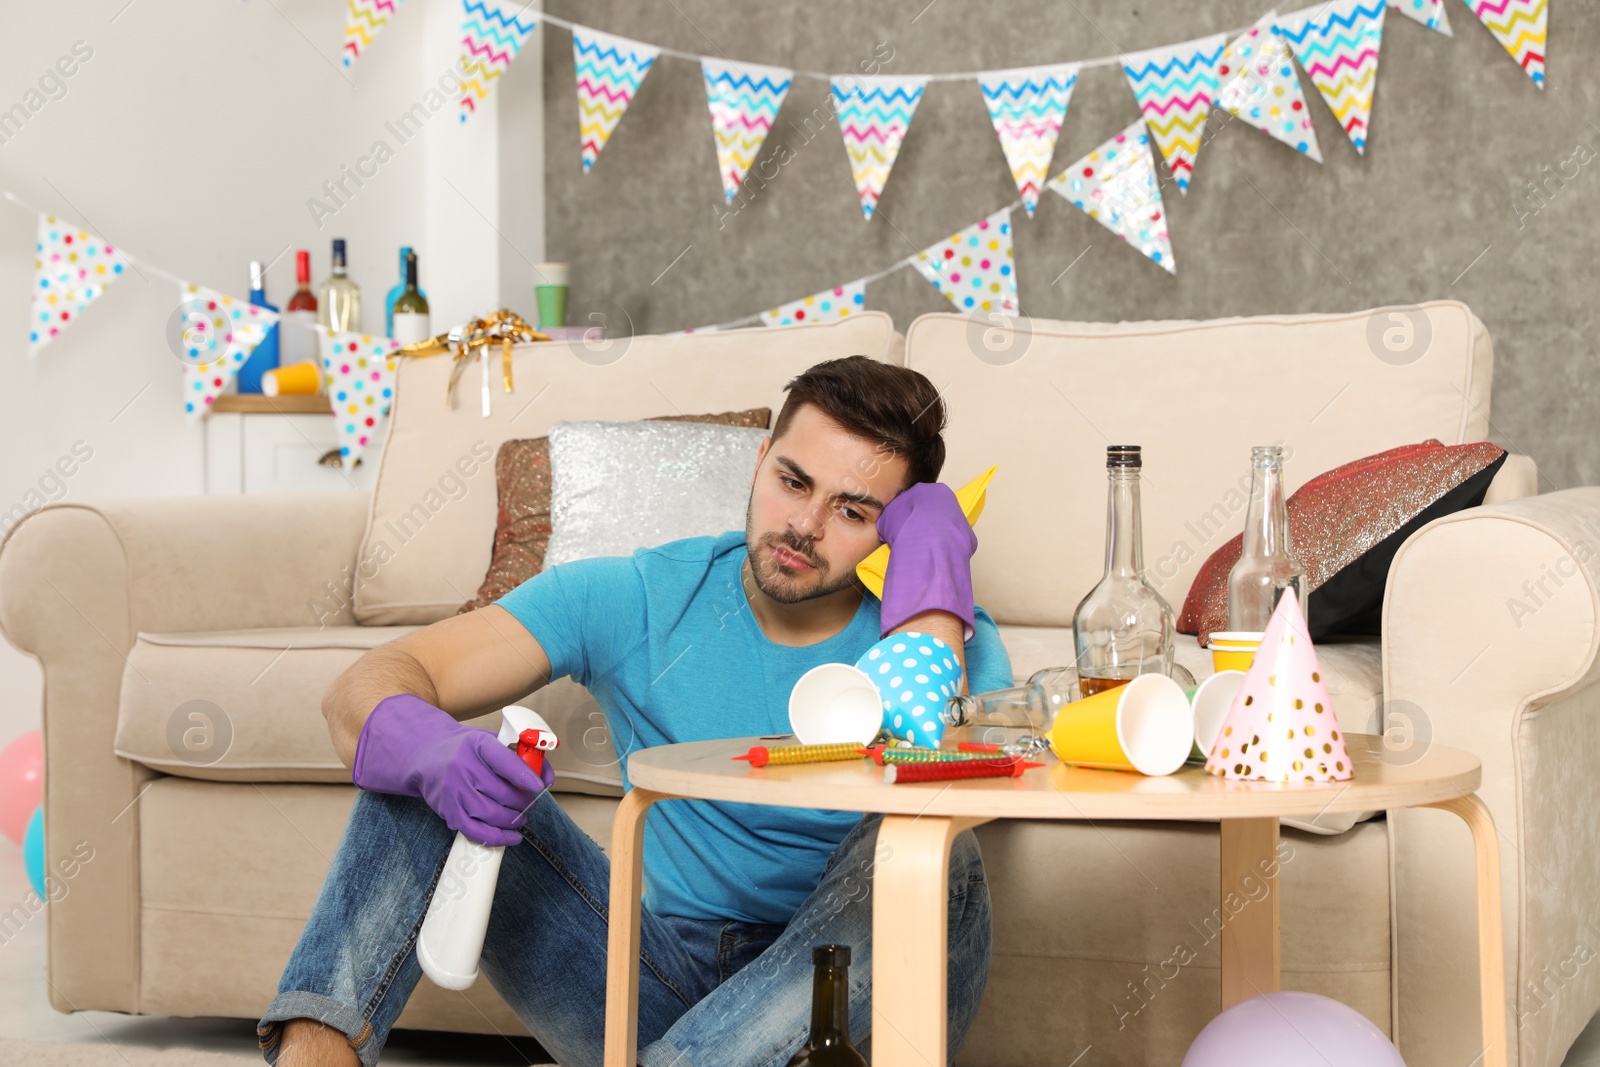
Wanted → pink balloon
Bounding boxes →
[0,731,44,846]
[1183,992,1405,1066]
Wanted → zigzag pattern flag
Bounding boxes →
[832,75,926,220]
[703,60,793,203]
[978,64,1079,218]
[1279,0,1386,154]
[760,279,866,327]
[1217,13,1324,162]
[575,28,659,172]
[458,0,539,122]
[175,283,279,421]
[1047,120,1175,274]
[1464,0,1547,87]
[322,332,403,469]
[342,0,404,68]
[1388,0,1453,35]
[30,215,127,356]
[911,209,1019,315]
[1121,33,1227,194]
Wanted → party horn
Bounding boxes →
[878,748,1019,765]
[856,465,997,599]
[1047,673,1193,776]
[733,742,865,768]
[885,757,1042,783]
[263,359,321,397]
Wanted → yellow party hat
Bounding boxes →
[856,465,998,600]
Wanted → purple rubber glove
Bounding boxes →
[351,693,556,847]
[876,481,978,642]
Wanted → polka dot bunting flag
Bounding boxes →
[1047,120,1175,275]
[910,209,1019,316]
[1204,586,1352,783]
[854,632,965,746]
[759,279,866,328]
[321,330,402,470]
[1217,13,1324,163]
[29,214,128,356]
[177,282,280,422]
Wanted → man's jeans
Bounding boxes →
[256,786,993,1067]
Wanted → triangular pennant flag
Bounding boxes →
[1388,0,1453,36]
[1279,0,1387,154]
[29,215,127,356]
[1205,587,1351,783]
[574,27,659,172]
[911,210,1019,316]
[176,283,279,421]
[1462,0,1546,87]
[978,64,1079,218]
[703,59,793,204]
[760,279,866,327]
[1217,14,1325,162]
[1047,121,1175,274]
[342,0,405,68]
[322,331,402,469]
[458,0,540,122]
[831,75,926,220]
[1121,33,1227,194]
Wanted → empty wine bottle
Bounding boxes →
[786,945,866,1067]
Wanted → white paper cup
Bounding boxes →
[1189,670,1247,762]
[788,663,884,746]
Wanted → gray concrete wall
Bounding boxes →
[541,2,1600,490]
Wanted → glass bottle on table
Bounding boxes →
[943,665,1081,754]
[390,250,431,344]
[786,945,866,1067]
[1227,445,1309,632]
[280,250,319,370]
[317,237,361,333]
[1072,445,1175,695]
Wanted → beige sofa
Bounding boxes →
[3,301,1597,1066]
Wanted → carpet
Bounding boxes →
[0,1038,260,1064]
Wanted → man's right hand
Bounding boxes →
[351,693,555,847]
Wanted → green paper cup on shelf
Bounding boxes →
[1187,670,1247,763]
[533,263,570,329]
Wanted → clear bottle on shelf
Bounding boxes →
[317,237,361,333]
[1226,445,1309,633]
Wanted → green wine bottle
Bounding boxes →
[391,249,431,345]
[786,945,867,1067]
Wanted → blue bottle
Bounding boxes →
[237,260,280,393]
[385,246,425,337]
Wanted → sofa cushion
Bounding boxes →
[354,311,905,627]
[909,300,1494,627]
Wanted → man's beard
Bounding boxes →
[743,497,862,605]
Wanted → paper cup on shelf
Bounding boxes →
[1209,631,1263,673]
[263,359,321,397]
[788,663,883,746]
[1187,670,1247,762]
[1047,673,1194,776]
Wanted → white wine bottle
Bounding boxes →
[391,249,431,344]
[317,237,362,333]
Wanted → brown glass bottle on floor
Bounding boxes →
[786,945,867,1066]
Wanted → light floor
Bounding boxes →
[4,841,1600,1066]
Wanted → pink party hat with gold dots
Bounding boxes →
[1205,587,1352,783]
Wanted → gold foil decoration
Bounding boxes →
[395,308,549,411]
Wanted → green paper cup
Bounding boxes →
[533,263,569,328]
[1187,670,1248,763]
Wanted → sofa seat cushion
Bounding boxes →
[113,626,625,796]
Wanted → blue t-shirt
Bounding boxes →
[495,529,1014,924]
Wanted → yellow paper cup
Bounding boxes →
[1187,670,1247,762]
[1208,631,1263,673]
[1048,673,1194,776]
[263,359,321,397]
[788,663,883,746]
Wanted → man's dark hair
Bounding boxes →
[771,356,946,490]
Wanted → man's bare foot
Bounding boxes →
[275,1017,359,1066]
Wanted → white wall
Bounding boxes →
[0,0,545,747]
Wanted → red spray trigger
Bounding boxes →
[516,727,558,777]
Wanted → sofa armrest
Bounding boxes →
[0,492,371,1014]
[1383,488,1600,1067]
[1483,453,1539,506]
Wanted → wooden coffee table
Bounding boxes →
[602,734,1502,1067]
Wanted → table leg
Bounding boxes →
[603,788,667,1067]
[870,814,991,1067]
[1423,794,1507,1067]
[1219,817,1281,1010]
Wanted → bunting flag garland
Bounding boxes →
[832,76,926,220]
[574,28,660,172]
[760,279,866,327]
[978,64,1079,218]
[342,0,405,68]
[911,209,1019,315]
[458,0,540,122]
[1388,0,1453,36]
[30,215,127,356]
[1047,121,1175,274]
[1279,0,1386,154]
[1120,33,1228,194]
[1463,0,1547,87]
[322,332,402,469]
[703,59,793,204]
[175,283,279,421]
[1217,14,1324,162]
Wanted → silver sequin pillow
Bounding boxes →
[544,419,770,567]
